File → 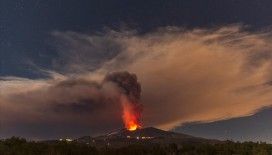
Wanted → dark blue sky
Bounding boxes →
[2,0,272,78]
[1,0,272,141]
[175,107,272,143]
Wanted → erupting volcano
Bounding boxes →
[105,71,143,131]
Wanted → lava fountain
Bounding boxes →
[122,97,142,131]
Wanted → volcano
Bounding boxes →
[76,127,220,147]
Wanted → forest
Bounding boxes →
[0,137,272,155]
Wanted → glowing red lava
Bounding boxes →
[122,97,141,131]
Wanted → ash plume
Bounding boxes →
[0,71,142,138]
[104,71,143,130]
[104,71,141,103]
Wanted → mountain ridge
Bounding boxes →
[75,127,221,147]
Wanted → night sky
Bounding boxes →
[1,0,272,142]
[2,0,272,78]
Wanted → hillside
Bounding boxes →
[76,127,220,148]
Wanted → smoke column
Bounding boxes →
[104,71,142,131]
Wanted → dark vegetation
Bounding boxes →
[1,137,272,155]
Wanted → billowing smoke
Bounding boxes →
[3,25,272,139]
[51,25,272,130]
[104,72,142,130]
[104,72,141,103]
[0,71,142,139]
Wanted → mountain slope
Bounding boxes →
[76,127,221,147]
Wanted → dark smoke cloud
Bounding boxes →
[0,71,141,139]
[104,71,141,103]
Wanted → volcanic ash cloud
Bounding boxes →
[105,71,143,131]
[2,25,272,138]
[0,71,143,138]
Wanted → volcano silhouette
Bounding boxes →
[76,127,220,147]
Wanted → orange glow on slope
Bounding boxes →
[122,97,141,131]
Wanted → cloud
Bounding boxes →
[1,25,272,138]
[0,75,122,139]
[51,31,124,73]
[96,25,272,129]
[0,71,143,139]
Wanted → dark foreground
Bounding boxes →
[1,137,272,155]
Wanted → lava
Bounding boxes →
[122,97,141,131]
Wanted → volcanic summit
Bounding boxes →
[76,127,220,148]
